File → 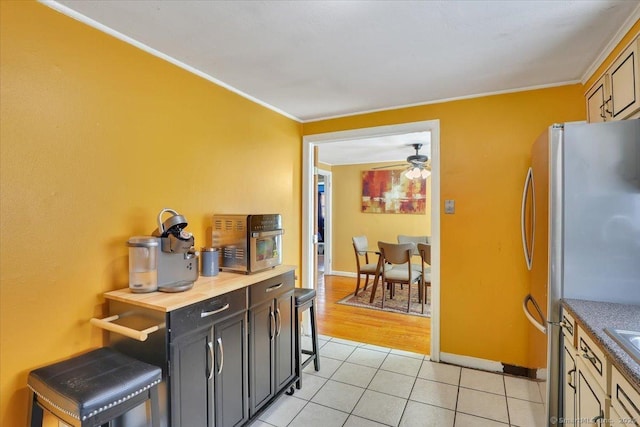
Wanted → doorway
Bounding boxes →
[316,169,331,278]
[301,120,441,361]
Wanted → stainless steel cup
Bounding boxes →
[201,247,219,277]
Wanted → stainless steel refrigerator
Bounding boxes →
[521,120,640,425]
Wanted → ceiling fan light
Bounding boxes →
[405,167,421,179]
[421,169,431,179]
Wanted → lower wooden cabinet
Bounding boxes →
[561,307,639,427]
[169,288,248,427]
[213,312,249,427]
[170,324,213,426]
[610,365,640,427]
[563,337,577,426]
[576,357,606,426]
[248,271,296,416]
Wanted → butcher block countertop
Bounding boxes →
[104,265,296,312]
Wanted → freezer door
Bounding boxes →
[562,120,640,304]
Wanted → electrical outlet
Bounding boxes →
[444,199,455,214]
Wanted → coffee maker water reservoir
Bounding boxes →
[127,236,158,293]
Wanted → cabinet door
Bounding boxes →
[214,312,249,427]
[610,365,640,427]
[563,339,577,426]
[249,299,276,415]
[275,288,296,392]
[170,325,214,427]
[586,76,608,123]
[576,359,605,426]
[610,37,640,120]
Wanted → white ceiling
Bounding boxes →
[319,131,431,166]
[46,0,640,164]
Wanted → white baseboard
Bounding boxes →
[536,367,547,380]
[330,270,357,278]
[439,352,504,373]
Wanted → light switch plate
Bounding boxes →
[444,199,455,214]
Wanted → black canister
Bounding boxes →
[201,247,219,276]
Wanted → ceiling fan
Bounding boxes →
[374,143,431,179]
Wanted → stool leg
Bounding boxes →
[27,390,43,427]
[310,301,320,372]
[150,385,160,427]
[295,306,302,390]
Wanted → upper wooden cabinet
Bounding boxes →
[586,35,640,122]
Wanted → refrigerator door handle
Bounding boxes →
[522,294,546,334]
[521,167,535,270]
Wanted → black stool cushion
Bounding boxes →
[294,288,316,305]
[28,347,161,422]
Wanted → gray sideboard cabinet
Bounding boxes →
[101,266,298,427]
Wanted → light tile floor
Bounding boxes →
[250,335,546,427]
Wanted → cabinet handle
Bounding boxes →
[592,410,604,424]
[269,308,275,340]
[275,307,281,337]
[582,352,597,364]
[599,103,606,119]
[201,303,230,318]
[579,339,602,374]
[520,167,534,271]
[90,314,164,342]
[567,367,576,390]
[207,341,214,380]
[216,337,224,375]
[604,96,612,117]
[266,283,283,293]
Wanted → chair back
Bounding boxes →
[352,235,370,268]
[417,242,431,265]
[352,236,369,255]
[397,235,430,255]
[378,241,415,265]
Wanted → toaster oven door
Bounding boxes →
[249,230,283,272]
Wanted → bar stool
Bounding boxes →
[294,287,320,389]
[27,347,162,427]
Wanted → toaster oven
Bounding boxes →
[211,214,283,274]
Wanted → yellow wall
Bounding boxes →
[0,2,301,425]
[330,161,431,273]
[304,85,586,368]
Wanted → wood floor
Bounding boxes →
[315,273,431,355]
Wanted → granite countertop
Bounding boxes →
[562,298,640,393]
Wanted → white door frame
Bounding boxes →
[302,120,441,361]
[316,169,332,275]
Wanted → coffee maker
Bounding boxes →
[151,208,199,292]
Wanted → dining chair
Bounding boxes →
[397,235,429,256]
[417,242,432,314]
[377,241,422,312]
[352,236,385,296]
